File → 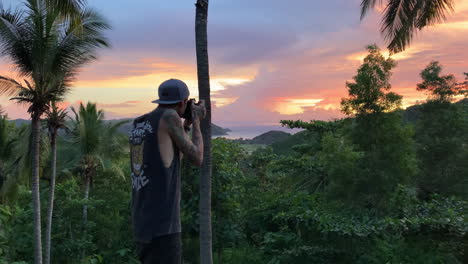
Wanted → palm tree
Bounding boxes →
[69,102,127,223]
[0,1,110,263]
[195,0,213,263]
[71,103,103,224]
[44,103,67,264]
[360,0,455,53]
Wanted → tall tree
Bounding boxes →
[339,45,417,208]
[70,102,104,224]
[459,73,468,92]
[43,103,67,264]
[341,45,401,116]
[69,102,127,224]
[415,62,468,198]
[417,61,466,101]
[360,0,455,53]
[0,1,110,263]
[195,0,213,263]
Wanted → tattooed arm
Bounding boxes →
[163,110,204,167]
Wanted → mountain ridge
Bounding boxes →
[8,118,232,136]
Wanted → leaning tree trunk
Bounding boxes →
[195,1,213,263]
[31,113,43,264]
[45,128,57,264]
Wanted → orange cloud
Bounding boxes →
[346,44,433,62]
[212,97,239,107]
[272,98,324,115]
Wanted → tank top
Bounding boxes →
[129,108,181,242]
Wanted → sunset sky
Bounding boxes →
[1,0,467,127]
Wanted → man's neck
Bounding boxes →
[157,105,177,110]
[155,106,178,116]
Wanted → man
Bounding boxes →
[129,79,206,264]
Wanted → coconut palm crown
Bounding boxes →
[0,0,110,117]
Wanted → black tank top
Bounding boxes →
[129,108,181,242]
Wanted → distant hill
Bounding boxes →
[233,130,291,145]
[10,119,30,127]
[271,130,316,155]
[212,124,231,136]
[9,118,231,136]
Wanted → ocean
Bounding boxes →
[213,125,303,140]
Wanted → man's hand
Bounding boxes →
[163,110,204,166]
[192,100,206,121]
[183,118,192,129]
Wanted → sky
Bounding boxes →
[0,0,467,127]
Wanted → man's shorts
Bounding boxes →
[135,232,182,264]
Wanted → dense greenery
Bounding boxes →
[1,46,467,263]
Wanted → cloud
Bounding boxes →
[210,2,468,126]
[97,101,145,109]
[76,56,191,82]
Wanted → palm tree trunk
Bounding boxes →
[83,175,90,223]
[81,174,90,260]
[31,114,43,264]
[195,1,213,263]
[45,128,57,264]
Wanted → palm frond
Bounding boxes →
[0,6,32,76]
[45,0,86,16]
[380,0,419,53]
[44,102,69,137]
[361,0,455,53]
[0,76,24,96]
[360,0,383,20]
[70,102,104,156]
[44,7,110,90]
[7,123,50,187]
[416,0,454,28]
[0,1,110,118]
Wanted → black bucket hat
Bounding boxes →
[152,79,190,104]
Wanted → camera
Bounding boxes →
[182,98,197,121]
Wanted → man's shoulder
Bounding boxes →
[133,114,147,125]
[133,109,165,125]
[160,109,182,127]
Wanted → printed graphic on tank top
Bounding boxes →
[129,120,153,191]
